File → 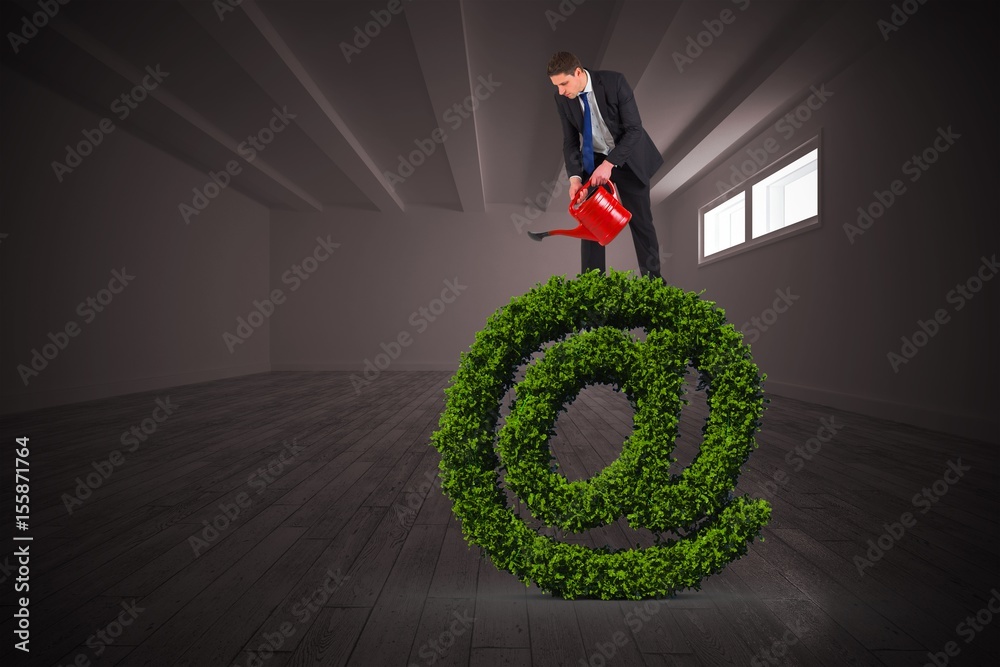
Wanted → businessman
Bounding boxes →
[547,51,664,280]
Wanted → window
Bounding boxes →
[700,135,821,264]
[751,149,818,237]
[703,191,745,257]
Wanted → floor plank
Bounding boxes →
[1,370,996,666]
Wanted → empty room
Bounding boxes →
[1,0,997,666]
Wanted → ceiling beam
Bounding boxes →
[47,16,323,212]
[405,0,486,213]
[182,0,405,212]
[649,1,881,204]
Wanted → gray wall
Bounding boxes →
[267,198,655,374]
[655,10,998,443]
[1,67,271,414]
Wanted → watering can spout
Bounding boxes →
[526,180,631,247]
[528,223,600,243]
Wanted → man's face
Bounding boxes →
[549,67,586,98]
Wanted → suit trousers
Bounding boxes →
[580,153,663,280]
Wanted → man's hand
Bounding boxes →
[589,160,614,187]
[569,177,583,204]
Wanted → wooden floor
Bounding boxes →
[2,370,998,667]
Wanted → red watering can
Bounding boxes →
[528,179,631,246]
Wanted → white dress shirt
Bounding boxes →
[580,69,616,156]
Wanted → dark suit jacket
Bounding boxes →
[555,69,663,185]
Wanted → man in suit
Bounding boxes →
[547,51,664,280]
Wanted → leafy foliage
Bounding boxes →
[429,269,771,599]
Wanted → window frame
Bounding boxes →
[698,132,823,266]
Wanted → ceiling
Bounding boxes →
[1,0,885,214]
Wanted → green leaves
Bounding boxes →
[429,270,770,599]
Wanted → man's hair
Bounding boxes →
[547,51,583,77]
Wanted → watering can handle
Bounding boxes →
[573,179,621,207]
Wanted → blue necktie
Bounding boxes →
[580,92,594,176]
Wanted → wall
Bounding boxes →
[267,195,657,379]
[1,67,271,414]
[654,3,998,443]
